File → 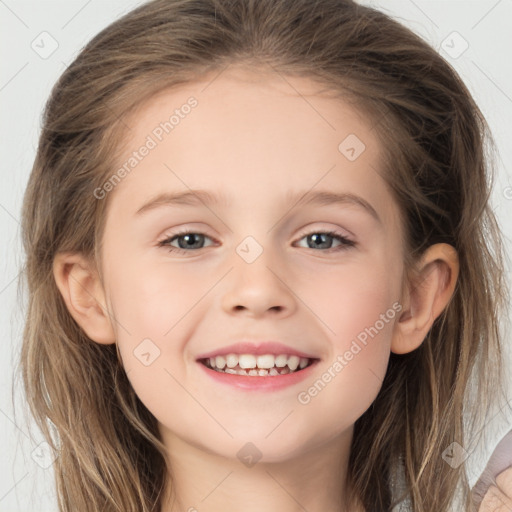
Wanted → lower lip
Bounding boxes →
[196,360,320,391]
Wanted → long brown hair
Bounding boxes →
[17,0,509,510]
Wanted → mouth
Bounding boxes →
[198,353,318,377]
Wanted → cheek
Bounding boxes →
[106,256,200,340]
[293,279,399,445]
[295,259,400,402]
[105,260,200,425]
[104,258,217,405]
[299,256,400,349]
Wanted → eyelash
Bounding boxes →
[157,229,356,255]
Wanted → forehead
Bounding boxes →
[106,66,396,227]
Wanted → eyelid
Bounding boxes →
[157,226,353,245]
[294,224,354,243]
[157,224,356,255]
[158,227,212,242]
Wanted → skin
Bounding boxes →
[53,65,461,511]
[473,430,512,511]
[477,467,512,512]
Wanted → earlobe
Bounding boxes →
[391,243,459,355]
[52,252,116,345]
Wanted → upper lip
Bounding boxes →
[196,341,320,361]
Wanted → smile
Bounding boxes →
[199,353,316,377]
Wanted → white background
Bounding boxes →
[1,1,511,510]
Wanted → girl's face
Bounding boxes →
[100,66,405,463]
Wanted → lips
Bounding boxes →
[197,355,320,391]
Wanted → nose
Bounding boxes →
[221,253,297,318]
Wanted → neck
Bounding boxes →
[158,426,361,512]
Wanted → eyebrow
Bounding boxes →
[135,189,381,224]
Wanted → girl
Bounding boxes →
[19,0,511,510]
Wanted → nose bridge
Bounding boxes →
[220,234,296,316]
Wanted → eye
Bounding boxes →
[294,230,355,252]
[158,229,355,255]
[158,231,216,254]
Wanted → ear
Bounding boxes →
[52,252,116,345]
[391,243,459,355]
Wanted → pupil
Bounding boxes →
[309,233,331,249]
[180,233,203,249]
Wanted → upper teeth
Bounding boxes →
[207,354,310,371]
